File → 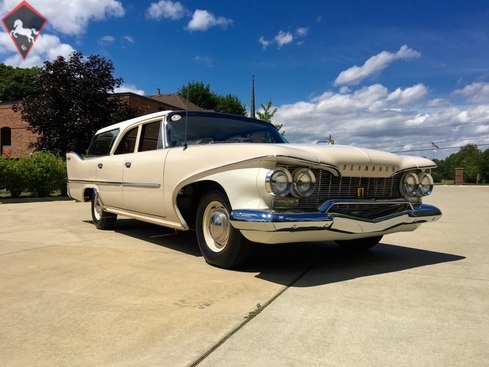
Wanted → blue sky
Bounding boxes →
[1,0,489,158]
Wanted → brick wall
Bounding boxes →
[0,102,37,157]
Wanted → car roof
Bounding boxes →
[95,110,172,135]
[95,110,277,136]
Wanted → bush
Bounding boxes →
[0,153,67,197]
[0,157,26,197]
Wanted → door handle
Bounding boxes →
[97,163,103,169]
[125,162,132,168]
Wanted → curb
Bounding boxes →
[0,196,73,204]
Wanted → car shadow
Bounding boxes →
[111,218,202,257]
[245,241,465,287]
[106,219,465,288]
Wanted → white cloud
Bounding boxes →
[273,80,489,157]
[0,32,74,67]
[114,84,145,95]
[275,31,293,47]
[123,36,134,43]
[258,36,270,50]
[260,27,309,50]
[0,0,125,36]
[186,9,233,32]
[194,55,213,67]
[145,0,187,20]
[334,45,421,86]
[453,82,489,104]
[295,27,309,37]
[386,84,428,106]
[98,35,115,46]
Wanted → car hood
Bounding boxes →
[167,143,436,179]
[286,144,436,176]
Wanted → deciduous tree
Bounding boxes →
[177,81,247,116]
[14,52,140,156]
[0,63,40,101]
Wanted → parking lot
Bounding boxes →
[1,186,488,367]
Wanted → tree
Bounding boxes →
[452,144,482,183]
[257,100,283,133]
[178,81,217,110]
[481,149,489,183]
[177,80,247,115]
[0,63,40,101]
[215,94,247,116]
[13,52,140,156]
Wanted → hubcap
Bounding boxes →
[203,201,230,252]
[94,197,102,221]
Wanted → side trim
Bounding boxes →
[68,179,160,189]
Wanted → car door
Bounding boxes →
[90,129,124,208]
[122,120,168,217]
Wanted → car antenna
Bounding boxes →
[183,90,189,151]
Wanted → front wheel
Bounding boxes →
[196,189,250,268]
[91,194,117,230]
[335,235,383,251]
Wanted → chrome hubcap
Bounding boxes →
[203,201,230,252]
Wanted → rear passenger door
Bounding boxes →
[121,119,169,217]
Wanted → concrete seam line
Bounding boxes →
[190,261,319,366]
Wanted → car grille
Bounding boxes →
[283,167,405,216]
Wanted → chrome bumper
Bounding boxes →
[230,200,442,235]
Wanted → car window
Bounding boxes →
[86,129,119,157]
[114,127,138,155]
[166,112,287,146]
[138,121,162,152]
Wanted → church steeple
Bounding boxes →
[250,75,256,119]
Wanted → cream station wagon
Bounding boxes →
[66,110,442,268]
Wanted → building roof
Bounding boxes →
[146,92,203,110]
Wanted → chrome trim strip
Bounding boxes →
[123,182,161,188]
[67,179,160,188]
[230,202,442,234]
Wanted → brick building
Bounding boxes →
[0,92,202,157]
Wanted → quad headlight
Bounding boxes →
[400,172,420,196]
[266,167,316,198]
[266,168,292,197]
[418,172,434,196]
[291,168,316,198]
[400,171,434,197]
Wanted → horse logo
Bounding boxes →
[1,1,47,60]
[10,19,39,43]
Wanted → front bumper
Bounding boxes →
[230,199,442,235]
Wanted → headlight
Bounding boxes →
[266,168,292,197]
[400,172,419,196]
[291,168,316,198]
[418,172,434,196]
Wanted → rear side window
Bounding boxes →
[138,121,162,152]
[86,129,120,157]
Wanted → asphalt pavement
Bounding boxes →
[0,186,488,367]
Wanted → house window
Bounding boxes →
[1,127,11,155]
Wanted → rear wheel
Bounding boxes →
[196,189,250,268]
[91,194,117,230]
[335,235,383,251]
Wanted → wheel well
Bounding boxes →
[176,181,225,230]
[83,188,95,202]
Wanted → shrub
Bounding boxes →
[0,157,26,197]
[21,152,67,197]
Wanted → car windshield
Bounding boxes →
[166,111,287,146]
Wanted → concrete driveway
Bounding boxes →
[0,186,487,366]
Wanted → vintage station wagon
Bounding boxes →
[66,110,442,268]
